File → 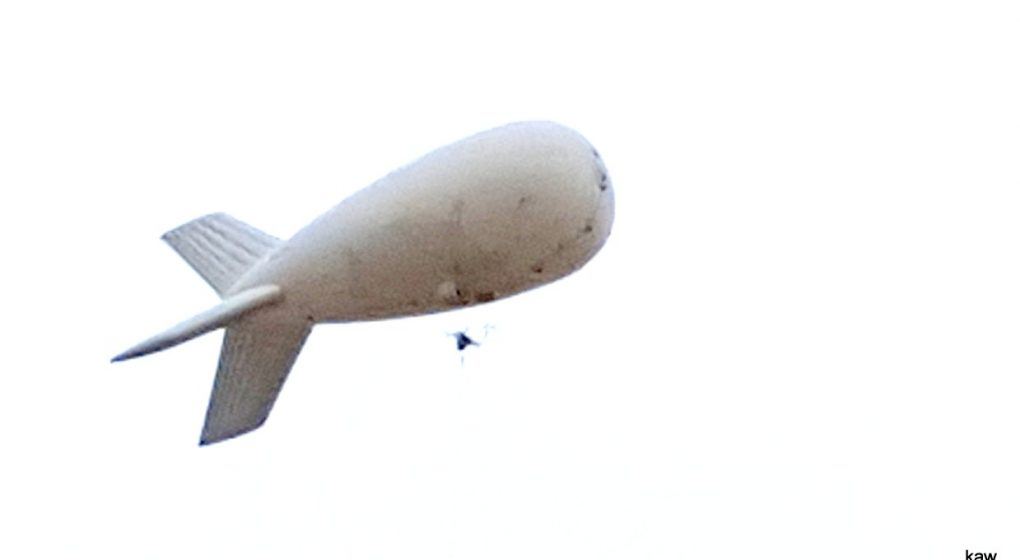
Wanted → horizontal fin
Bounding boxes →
[162,213,280,296]
[112,285,283,362]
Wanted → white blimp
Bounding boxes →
[113,121,615,445]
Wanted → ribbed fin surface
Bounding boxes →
[200,313,312,445]
[162,213,280,296]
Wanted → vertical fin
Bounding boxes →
[162,213,280,296]
[200,313,312,445]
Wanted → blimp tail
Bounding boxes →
[161,213,280,296]
[115,213,308,445]
[112,283,310,445]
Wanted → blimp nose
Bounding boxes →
[593,148,612,193]
[586,145,615,248]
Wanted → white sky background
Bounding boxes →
[1,1,1018,558]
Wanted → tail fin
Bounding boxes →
[111,285,283,362]
[201,313,311,445]
[162,213,280,296]
[112,284,307,445]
